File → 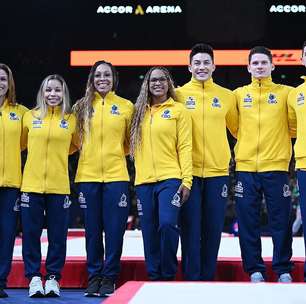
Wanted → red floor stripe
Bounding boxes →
[104,281,144,304]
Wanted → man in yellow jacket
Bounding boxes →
[288,40,306,281]
[176,43,238,280]
[234,46,293,283]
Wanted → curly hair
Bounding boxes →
[130,67,176,159]
[73,60,118,145]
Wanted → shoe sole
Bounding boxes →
[29,291,44,298]
[45,291,60,297]
[84,292,100,297]
[100,291,114,297]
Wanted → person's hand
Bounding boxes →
[177,184,190,204]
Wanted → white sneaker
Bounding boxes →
[45,276,60,297]
[250,272,265,283]
[278,273,292,283]
[29,276,44,298]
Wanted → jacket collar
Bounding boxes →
[93,91,115,105]
[250,76,273,88]
[189,77,214,89]
[147,97,175,109]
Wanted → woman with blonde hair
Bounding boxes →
[130,67,192,281]
[73,60,134,297]
[0,64,28,298]
[21,74,77,298]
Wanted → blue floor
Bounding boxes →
[0,289,107,303]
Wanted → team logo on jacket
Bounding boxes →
[171,192,181,207]
[59,119,69,129]
[185,96,196,109]
[32,119,42,128]
[161,109,171,119]
[283,184,291,197]
[212,97,221,108]
[234,181,244,198]
[118,193,128,207]
[63,196,72,209]
[9,112,20,120]
[136,199,143,216]
[221,184,228,198]
[110,104,120,115]
[243,94,252,107]
[267,93,277,104]
[78,192,87,208]
[297,92,305,106]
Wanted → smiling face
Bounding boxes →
[188,52,215,82]
[248,53,274,79]
[149,69,169,101]
[44,79,63,107]
[93,63,113,97]
[0,69,9,99]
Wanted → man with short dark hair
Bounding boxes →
[288,41,306,281]
[234,46,294,283]
[176,43,238,281]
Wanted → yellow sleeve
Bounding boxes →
[69,114,79,155]
[226,93,239,138]
[124,102,135,156]
[20,111,29,151]
[176,106,193,189]
[287,92,297,138]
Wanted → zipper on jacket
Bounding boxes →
[44,108,54,192]
[101,98,104,180]
[149,109,158,180]
[256,81,262,171]
[202,82,205,177]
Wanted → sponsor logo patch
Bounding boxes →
[21,192,30,203]
[136,199,143,216]
[78,192,87,208]
[185,96,196,109]
[59,119,69,129]
[32,119,42,128]
[171,192,181,207]
[297,92,305,106]
[283,184,291,197]
[234,181,244,198]
[221,184,228,198]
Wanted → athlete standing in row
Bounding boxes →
[176,44,238,281]
[0,64,28,298]
[288,41,306,281]
[21,75,77,297]
[73,61,134,297]
[130,67,192,281]
[234,46,293,283]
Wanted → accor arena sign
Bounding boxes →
[97,4,183,15]
[269,4,306,13]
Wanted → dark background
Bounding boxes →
[1,0,306,107]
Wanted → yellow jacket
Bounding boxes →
[234,77,292,172]
[21,107,77,194]
[134,98,192,189]
[176,77,238,178]
[0,99,28,188]
[75,91,134,183]
[288,76,306,169]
